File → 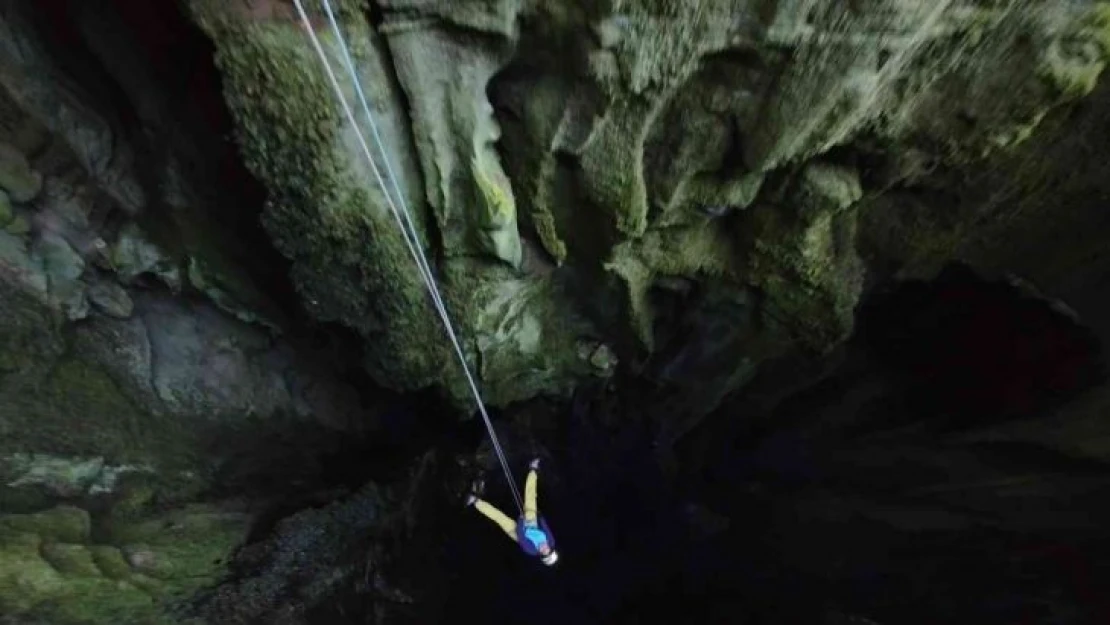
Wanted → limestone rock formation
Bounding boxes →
[0,0,367,524]
[183,0,1110,429]
[0,4,395,620]
[185,0,602,409]
[4,0,1110,623]
[0,504,248,624]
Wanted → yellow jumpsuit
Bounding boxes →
[471,465,540,542]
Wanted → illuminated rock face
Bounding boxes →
[4,1,1110,622]
[186,0,1110,419]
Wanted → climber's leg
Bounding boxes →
[470,497,518,542]
[524,458,540,525]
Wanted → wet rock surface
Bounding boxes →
[2,1,1110,624]
[177,0,1110,432]
[1,1,381,619]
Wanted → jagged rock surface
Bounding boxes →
[1,7,375,621]
[0,0,368,484]
[187,0,1110,429]
[4,0,1110,623]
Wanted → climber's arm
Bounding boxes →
[524,467,539,525]
[473,498,518,542]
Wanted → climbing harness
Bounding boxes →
[524,526,548,548]
[290,0,525,515]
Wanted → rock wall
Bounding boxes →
[6,1,1109,483]
[4,0,1110,622]
[0,4,386,620]
[184,0,603,410]
[668,266,1110,624]
[1,0,374,484]
[183,0,1110,433]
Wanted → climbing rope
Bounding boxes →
[291,0,526,515]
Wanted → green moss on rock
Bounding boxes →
[40,543,101,577]
[605,221,739,350]
[746,206,864,349]
[661,170,765,227]
[5,214,30,235]
[106,504,247,589]
[0,242,57,376]
[1037,3,1110,98]
[0,142,43,203]
[0,537,68,615]
[471,149,523,268]
[471,275,597,405]
[187,4,447,392]
[0,506,90,543]
[791,163,862,216]
[186,256,272,329]
[89,546,132,580]
[0,503,245,624]
[0,189,12,227]
[532,210,568,265]
[109,222,181,290]
[4,357,147,461]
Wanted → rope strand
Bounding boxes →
[291,0,525,515]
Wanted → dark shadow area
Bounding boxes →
[216,387,480,546]
[25,0,297,311]
[428,396,694,625]
[12,3,1110,623]
[670,263,1110,624]
[20,0,381,397]
[11,0,409,509]
[854,263,1105,430]
[417,263,1110,625]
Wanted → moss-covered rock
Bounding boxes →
[193,484,385,623]
[0,506,91,543]
[472,275,600,404]
[0,142,42,203]
[471,146,524,268]
[747,207,865,350]
[4,214,30,235]
[184,1,603,409]
[187,3,448,393]
[3,356,150,462]
[185,255,273,330]
[0,231,59,377]
[88,546,132,580]
[34,234,88,321]
[383,4,522,265]
[791,163,863,217]
[0,535,69,615]
[0,453,152,502]
[1037,3,1110,98]
[0,503,246,625]
[40,543,102,577]
[532,209,567,265]
[606,221,740,350]
[0,189,12,227]
[106,504,248,587]
[178,0,1110,422]
[109,222,182,291]
[86,280,134,319]
[1,263,364,517]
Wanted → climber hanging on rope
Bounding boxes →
[467,458,559,566]
[290,0,561,563]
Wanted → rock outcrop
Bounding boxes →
[4,0,1110,623]
[1,0,368,550]
[0,504,248,624]
[184,0,1110,431]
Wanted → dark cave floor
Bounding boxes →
[378,264,1110,625]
